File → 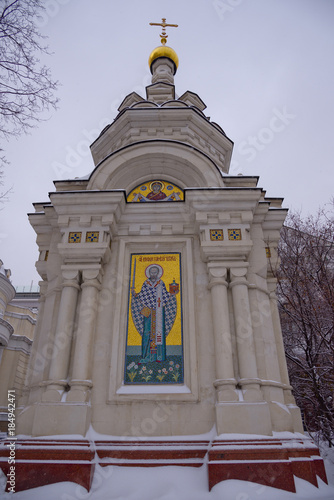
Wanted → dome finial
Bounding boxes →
[148,18,179,76]
[149,17,178,46]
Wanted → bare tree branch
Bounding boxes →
[272,203,334,445]
[0,0,59,190]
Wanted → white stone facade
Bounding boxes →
[18,56,303,438]
[0,264,36,431]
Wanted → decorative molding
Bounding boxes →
[209,229,223,241]
[4,311,37,325]
[68,232,82,243]
[6,334,33,354]
[228,228,242,240]
[0,318,14,346]
[85,231,99,242]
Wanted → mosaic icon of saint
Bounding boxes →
[131,264,178,363]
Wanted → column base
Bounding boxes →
[66,389,90,402]
[214,379,239,402]
[215,401,272,435]
[41,389,63,402]
[239,380,263,402]
[41,381,68,402]
[67,380,93,402]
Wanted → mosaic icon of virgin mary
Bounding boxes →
[145,181,167,201]
[131,264,178,363]
[130,181,182,202]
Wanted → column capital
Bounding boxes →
[230,266,248,279]
[60,269,81,291]
[81,268,103,290]
[61,268,80,281]
[207,263,228,289]
[229,266,248,287]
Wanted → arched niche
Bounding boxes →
[87,140,225,191]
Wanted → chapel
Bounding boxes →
[0,19,327,493]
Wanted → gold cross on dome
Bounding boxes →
[149,18,178,45]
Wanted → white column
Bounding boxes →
[267,279,296,403]
[207,264,238,401]
[27,280,47,387]
[230,267,263,402]
[42,271,80,402]
[67,269,102,402]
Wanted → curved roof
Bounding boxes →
[87,140,225,191]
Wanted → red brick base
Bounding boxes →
[208,436,328,492]
[0,435,328,493]
[0,439,95,492]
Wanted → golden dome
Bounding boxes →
[148,45,179,74]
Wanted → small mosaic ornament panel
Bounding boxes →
[210,229,224,241]
[127,180,184,202]
[68,232,82,243]
[228,229,242,241]
[86,231,99,242]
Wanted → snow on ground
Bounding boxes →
[1,460,334,500]
[1,431,334,499]
[319,439,334,488]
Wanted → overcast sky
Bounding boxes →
[1,0,333,288]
